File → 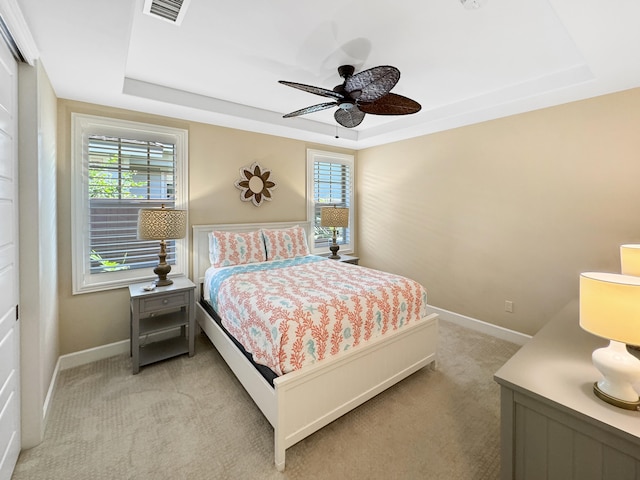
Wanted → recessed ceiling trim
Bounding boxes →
[142,0,191,25]
[122,77,360,142]
[358,63,595,144]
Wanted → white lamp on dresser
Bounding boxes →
[579,272,640,410]
[620,244,640,276]
[620,244,640,353]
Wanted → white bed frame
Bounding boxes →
[192,221,438,471]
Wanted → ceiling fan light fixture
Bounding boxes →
[460,0,487,9]
[279,65,421,129]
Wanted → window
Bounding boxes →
[306,149,355,255]
[72,114,188,294]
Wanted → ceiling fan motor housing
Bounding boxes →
[338,65,355,78]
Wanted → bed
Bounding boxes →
[192,221,438,471]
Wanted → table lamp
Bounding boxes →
[621,244,640,276]
[320,206,349,259]
[579,272,640,410]
[137,205,187,286]
[620,244,640,351]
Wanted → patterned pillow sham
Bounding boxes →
[262,226,310,260]
[209,230,267,267]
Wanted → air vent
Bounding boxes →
[143,0,191,25]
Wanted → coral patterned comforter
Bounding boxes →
[205,256,428,376]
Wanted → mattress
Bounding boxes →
[204,255,428,376]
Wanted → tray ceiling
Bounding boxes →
[16,0,640,149]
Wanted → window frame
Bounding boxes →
[306,148,355,256]
[71,113,188,294]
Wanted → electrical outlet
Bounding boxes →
[505,300,514,313]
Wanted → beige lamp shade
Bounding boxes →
[320,207,349,228]
[620,244,640,276]
[137,207,187,240]
[579,272,640,346]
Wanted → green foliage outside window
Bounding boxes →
[90,250,129,271]
[88,155,143,272]
[88,155,144,199]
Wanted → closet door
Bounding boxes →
[0,22,20,480]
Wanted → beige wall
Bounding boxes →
[357,88,640,336]
[57,88,640,352]
[57,99,354,354]
[19,60,58,447]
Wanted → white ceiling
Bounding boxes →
[15,0,640,149]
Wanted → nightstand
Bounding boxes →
[129,277,196,374]
[335,254,359,265]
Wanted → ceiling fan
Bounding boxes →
[279,65,421,128]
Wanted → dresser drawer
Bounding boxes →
[139,291,189,314]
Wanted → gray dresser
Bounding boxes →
[494,302,640,479]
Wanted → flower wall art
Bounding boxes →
[234,162,277,207]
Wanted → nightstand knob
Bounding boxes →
[162,298,169,304]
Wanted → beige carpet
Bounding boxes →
[12,320,520,480]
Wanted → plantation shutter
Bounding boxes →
[313,160,352,248]
[87,135,177,274]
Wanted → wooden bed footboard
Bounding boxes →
[197,302,438,471]
[273,312,438,470]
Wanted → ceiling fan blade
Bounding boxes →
[283,102,338,118]
[278,80,344,100]
[334,106,365,128]
[344,66,400,102]
[358,93,422,115]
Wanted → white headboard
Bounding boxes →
[191,221,312,285]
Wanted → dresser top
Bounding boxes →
[494,300,640,439]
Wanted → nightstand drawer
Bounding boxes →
[139,291,189,314]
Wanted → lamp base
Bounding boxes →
[154,277,173,287]
[593,382,640,411]
[591,340,640,410]
[329,243,341,259]
[154,257,173,287]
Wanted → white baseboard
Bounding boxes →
[42,329,184,427]
[42,357,61,425]
[58,338,130,371]
[57,328,181,371]
[45,309,528,421]
[43,337,132,430]
[426,305,531,346]
[53,310,530,372]
[40,309,526,443]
